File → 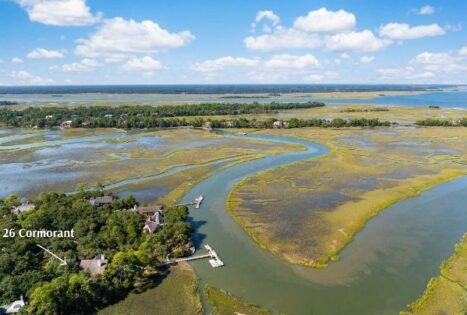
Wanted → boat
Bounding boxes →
[195,195,204,208]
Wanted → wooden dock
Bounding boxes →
[164,244,224,268]
[176,195,204,209]
[194,195,203,209]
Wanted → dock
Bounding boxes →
[194,195,204,209]
[164,244,224,268]
[204,244,224,268]
[176,195,204,209]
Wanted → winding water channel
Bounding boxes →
[182,132,467,315]
[1,128,465,314]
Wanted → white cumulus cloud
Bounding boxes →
[255,10,280,26]
[75,17,195,59]
[379,23,445,40]
[56,58,99,72]
[11,57,24,64]
[9,70,53,85]
[293,8,356,33]
[264,54,320,69]
[192,56,259,73]
[412,51,467,72]
[325,30,391,52]
[459,46,467,56]
[418,5,435,15]
[413,52,454,65]
[123,56,162,71]
[244,27,322,51]
[360,56,375,64]
[377,66,434,80]
[16,0,101,26]
[245,8,359,51]
[27,48,65,59]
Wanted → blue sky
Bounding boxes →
[0,0,466,85]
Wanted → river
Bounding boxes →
[182,132,467,315]
[1,90,466,109]
[1,128,465,314]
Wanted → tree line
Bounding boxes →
[0,101,325,128]
[340,107,389,112]
[416,118,467,127]
[0,189,192,314]
[0,101,18,106]
[0,103,395,129]
[204,117,392,128]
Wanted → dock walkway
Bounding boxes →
[177,195,204,208]
[164,244,224,268]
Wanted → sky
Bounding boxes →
[0,0,466,85]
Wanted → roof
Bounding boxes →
[152,211,162,225]
[143,221,160,233]
[89,196,114,206]
[135,205,162,215]
[143,211,163,233]
[11,203,35,214]
[79,254,108,275]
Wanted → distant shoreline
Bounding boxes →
[0,84,459,95]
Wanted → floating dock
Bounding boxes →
[194,195,204,209]
[204,244,224,268]
[164,244,224,268]
[176,195,204,209]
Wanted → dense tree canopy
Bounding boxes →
[0,102,325,128]
[0,102,407,130]
[0,101,17,106]
[0,191,192,314]
[416,118,467,127]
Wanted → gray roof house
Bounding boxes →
[143,211,163,234]
[79,254,108,276]
[89,196,114,206]
[11,203,35,215]
[133,205,162,216]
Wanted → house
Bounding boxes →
[11,203,35,215]
[143,211,163,234]
[202,121,213,131]
[89,196,115,206]
[131,205,164,233]
[0,296,25,314]
[79,254,108,276]
[60,120,73,129]
[104,114,113,118]
[272,120,289,129]
[133,205,162,216]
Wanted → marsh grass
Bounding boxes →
[402,234,467,315]
[99,263,202,315]
[228,127,467,267]
[0,128,302,198]
[173,103,465,126]
[204,284,271,315]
